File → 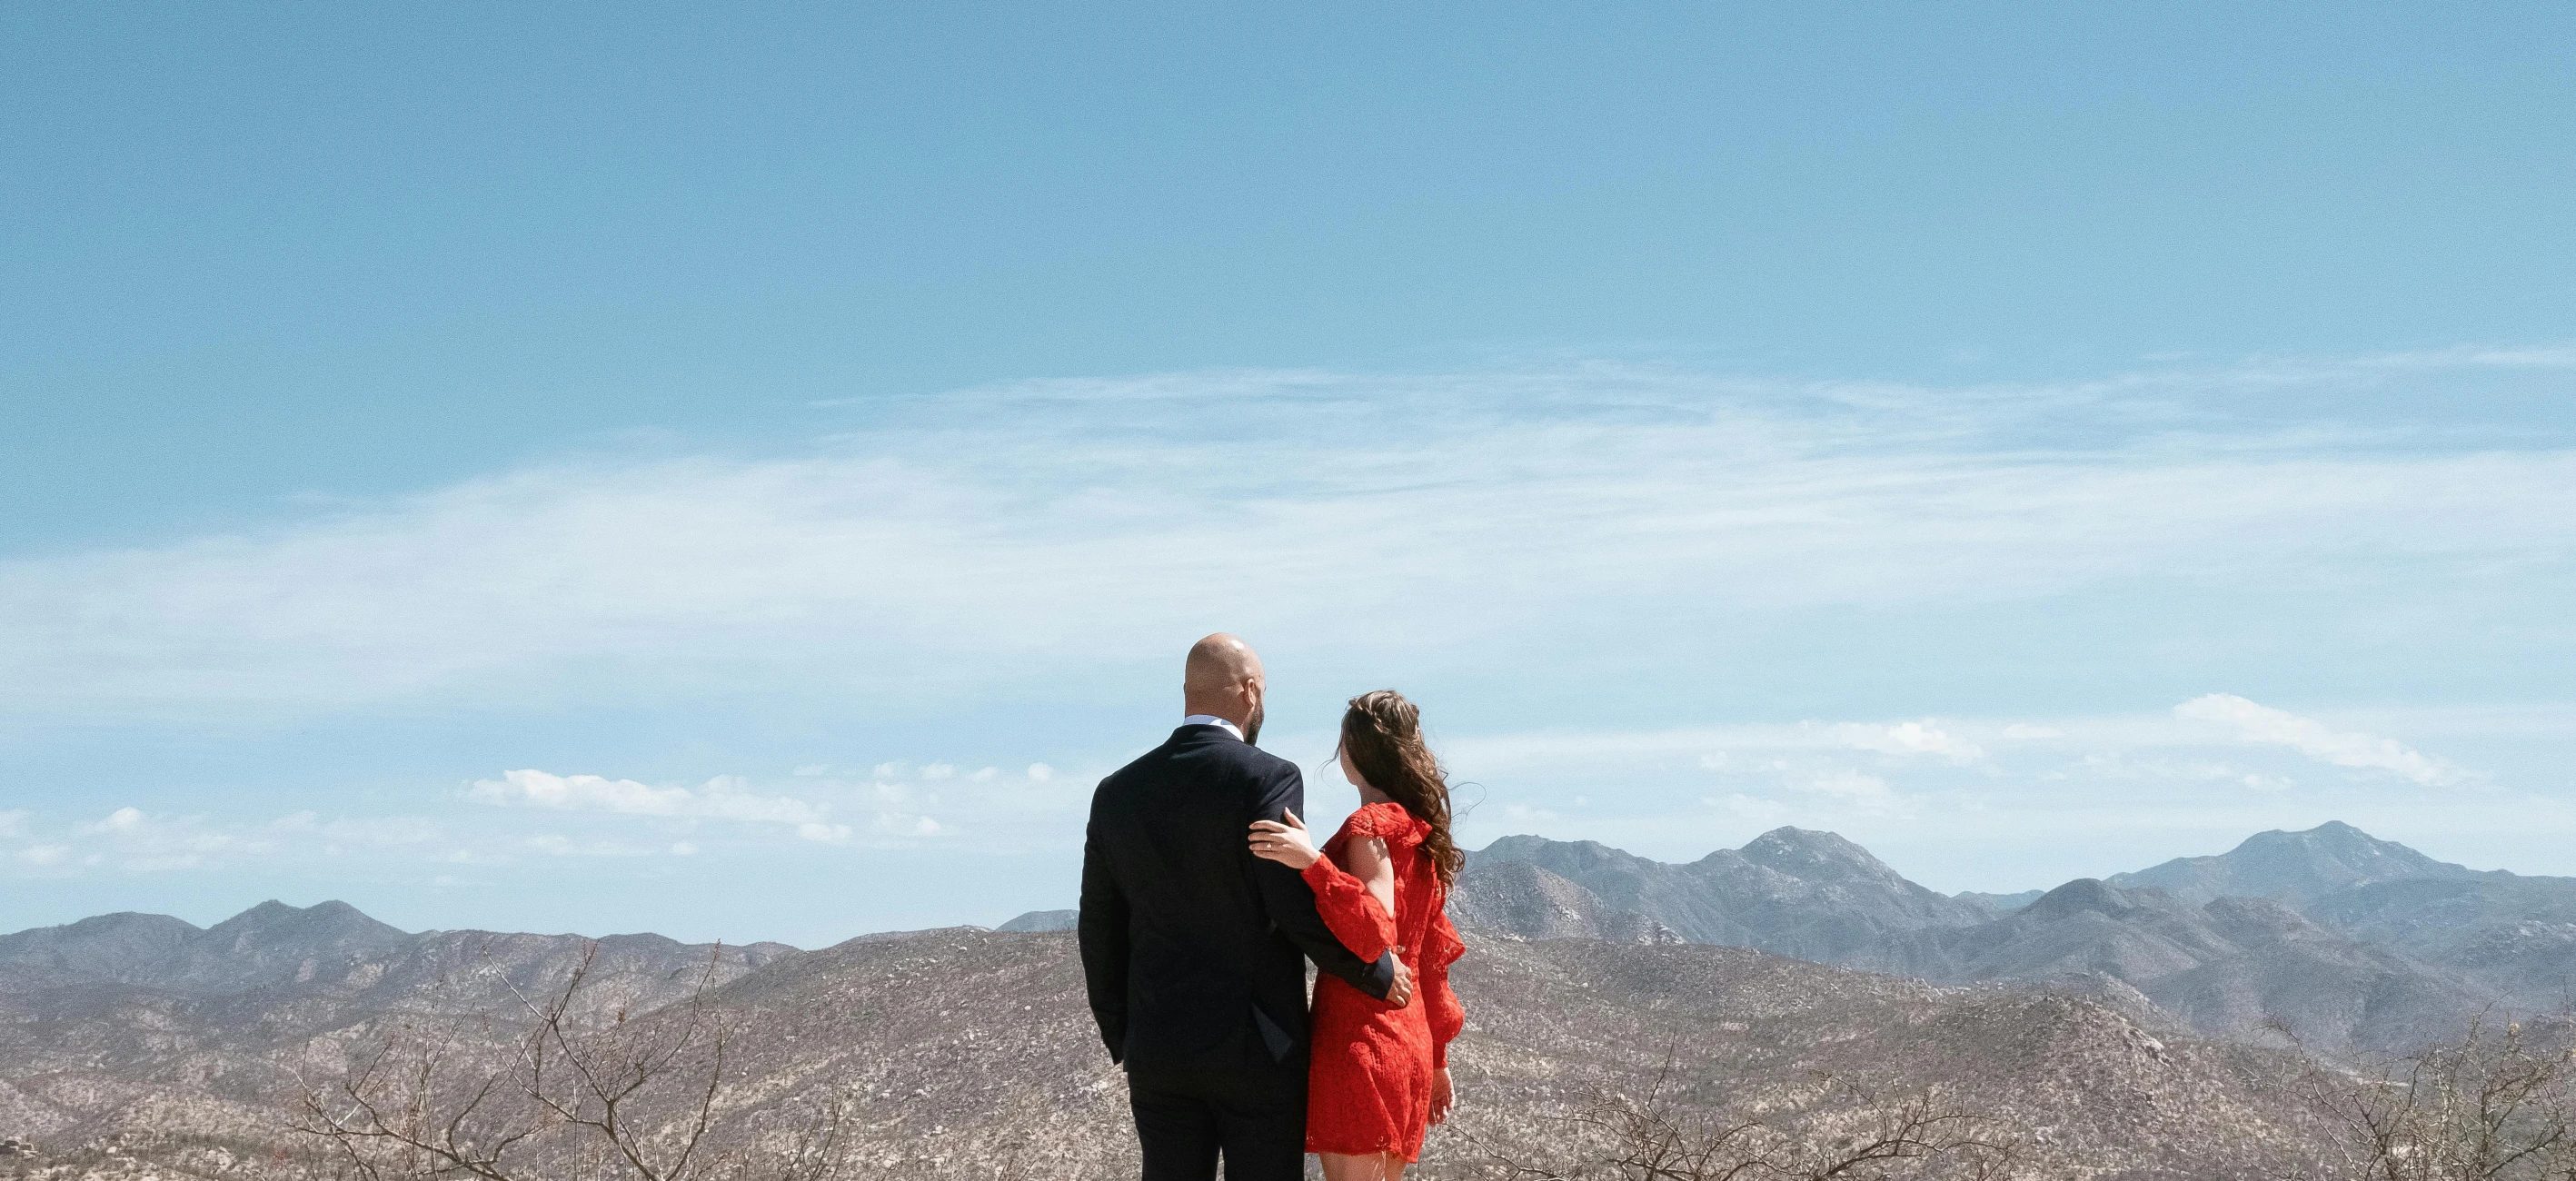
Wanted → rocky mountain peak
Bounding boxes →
[1737,827,1906,885]
[2108,821,2481,905]
[205,899,411,948]
[58,910,203,939]
[997,909,1077,933]
[2019,878,2161,923]
[1475,834,1656,875]
[0,910,203,985]
[2231,821,2442,873]
[1447,860,1682,945]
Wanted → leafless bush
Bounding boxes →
[1476,1057,2017,1181]
[290,942,836,1181]
[2283,1014,2576,1181]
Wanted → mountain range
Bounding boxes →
[1441,819,2572,1056]
[5,819,2565,1179]
[0,901,2337,1179]
[989,819,2572,1056]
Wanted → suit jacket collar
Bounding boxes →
[1169,723,1242,748]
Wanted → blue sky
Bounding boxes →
[4,4,2571,946]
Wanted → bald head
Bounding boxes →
[1183,633,1268,744]
[1185,633,1263,693]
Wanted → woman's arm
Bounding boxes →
[1299,841,1399,966]
[1344,834,1397,921]
[1249,812,1401,971]
[1247,779,1402,1003]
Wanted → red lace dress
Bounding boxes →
[1298,801,1467,1162]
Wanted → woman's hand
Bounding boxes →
[1248,809,1322,869]
[1428,1067,1455,1125]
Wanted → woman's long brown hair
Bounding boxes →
[1338,689,1462,888]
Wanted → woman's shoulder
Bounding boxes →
[1344,800,1429,845]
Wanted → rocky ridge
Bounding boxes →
[0,912,2338,1180]
[1446,821,2573,1056]
[8,819,2572,1179]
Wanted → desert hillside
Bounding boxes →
[1,906,2344,1180]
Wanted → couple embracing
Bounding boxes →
[1079,634,1467,1181]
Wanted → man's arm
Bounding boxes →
[1077,811,1130,1062]
[1248,765,1398,1001]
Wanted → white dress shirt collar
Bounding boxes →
[1180,714,1244,741]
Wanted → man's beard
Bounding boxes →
[1243,703,1264,747]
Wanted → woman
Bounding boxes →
[1248,690,1467,1181]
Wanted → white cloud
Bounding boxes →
[1,802,479,879]
[12,845,68,868]
[270,811,443,848]
[1781,769,1914,814]
[2174,694,2478,788]
[2,355,2570,728]
[73,808,272,870]
[94,806,144,833]
[522,834,658,858]
[77,808,241,874]
[1501,802,1561,825]
[2075,752,2295,793]
[1711,794,1792,822]
[22,806,453,874]
[470,771,689,814]
[870,813,943,839]
[1027,763,1054,781]
[1830,720,1985,765]
[2,766,1015,878]
[469,769,828,825]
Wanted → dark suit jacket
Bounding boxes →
[1079,724,1396,1072]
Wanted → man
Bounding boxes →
[1079,633,1415,1181]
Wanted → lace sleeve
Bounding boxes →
[1426,906,1467,1067]
[1300,854,1397,964]
[1344,801,1404,839]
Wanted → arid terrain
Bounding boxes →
[6,820,2571,1180]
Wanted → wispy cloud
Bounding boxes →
[8,806,450,874]
[2173,694,2480,789]
[1829,721,1985,765]
[1432,695,2504,870]
[1,354,2569,729]
[468,768,962,849]
[1779,768,1914,814]
[2,750,1085,880]
[469,769,830,825]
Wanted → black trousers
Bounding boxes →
[1125,1058,1307,1181]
